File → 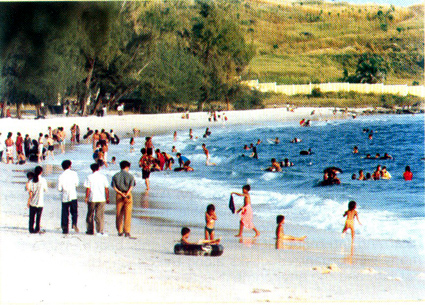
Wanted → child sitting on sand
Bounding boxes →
[180,227,220,245]
[275,215,306,241]
[342,201,362,243]
[205,204,217,240]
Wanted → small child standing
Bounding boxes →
[205,204,217,240]
[232,185,260,238]
[342,200,362,243]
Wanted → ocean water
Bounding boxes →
[52,114,424,248]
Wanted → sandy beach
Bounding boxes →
[0,107,424,304]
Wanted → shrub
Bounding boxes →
[310,87,322,97]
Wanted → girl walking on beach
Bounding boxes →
[342,200,361,243]
[27,166,48,234]
[231,185,260,238]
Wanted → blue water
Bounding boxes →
[65,114,424,246]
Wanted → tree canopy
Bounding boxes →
[0,1,256,116]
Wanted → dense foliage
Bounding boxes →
[0,1,255,116]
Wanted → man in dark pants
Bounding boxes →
[57,160,80,234]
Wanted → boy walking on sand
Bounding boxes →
[342,200,362,243]
[231,185,260,238]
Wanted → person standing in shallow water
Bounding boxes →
[231,185,260,238]
[111,160,136,237]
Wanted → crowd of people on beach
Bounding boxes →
[1,113,419,251]
[0,127,67,165]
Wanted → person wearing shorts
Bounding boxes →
[139,148,155,191]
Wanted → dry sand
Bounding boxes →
[0,107,424,304]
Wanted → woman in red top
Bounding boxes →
[403,166,413,181]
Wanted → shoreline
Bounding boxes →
[1,106,351,140]
[1,108,424,303]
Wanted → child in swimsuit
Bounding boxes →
[205,204,217,240]
[342,200,362,243]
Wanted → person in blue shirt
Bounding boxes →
[175,153,193,171]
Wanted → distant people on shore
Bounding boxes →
[5,132,14,164]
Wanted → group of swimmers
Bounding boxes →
[352,165,413,181]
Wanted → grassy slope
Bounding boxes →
[235,1,424,85]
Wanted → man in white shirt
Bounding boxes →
[84,163,109,235]
[57,160,79,234]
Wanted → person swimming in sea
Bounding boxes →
[380,153,393,160]
[290,138,302,143]
[280,158,294,167]
[300,148,312,155]
[250,146,258,159]
[265,158,282,172]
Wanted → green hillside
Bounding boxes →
[236,1,424,85]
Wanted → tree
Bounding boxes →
[0,2,79,117]
[188,1,254,109]
[342,53,388,84]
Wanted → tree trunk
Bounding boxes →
[197,101,204,111]
[91,95,103,115]
[16,102,21,119]
[35,104,40,117]
[226,96,230,111]
[82,58,95,116]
